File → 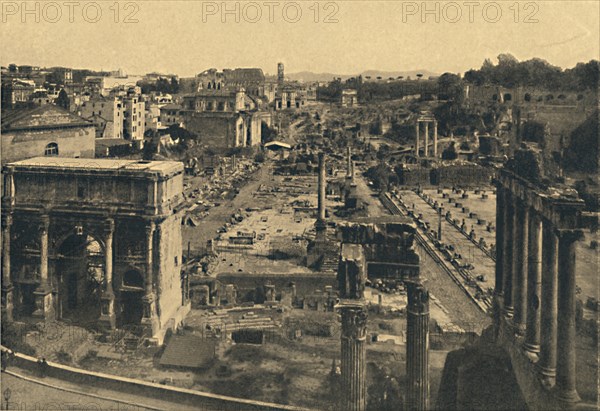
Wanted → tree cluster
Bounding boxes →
[464,54,599,91]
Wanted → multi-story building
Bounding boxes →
[159,103,184,127]
[79,96,124,139]
[123,89,145,147]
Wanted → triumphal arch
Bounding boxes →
[1,157,189,343]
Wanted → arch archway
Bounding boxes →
[56,233,104,323]
[119,269,145,326]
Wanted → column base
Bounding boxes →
[32,283,54,320]
[2,284,14,322]
[99,290,116,330]
[537,365,556,388]
[555,388,580,404]
[504,306,514,318]
[523,346,540,363]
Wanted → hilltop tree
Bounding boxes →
[56,89,70,110]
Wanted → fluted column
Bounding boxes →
[424,122,429,157]
[538,222,558,381]
[415,122,420,157]
[100,219,116,328]
[512,199,528,334]
[555,230,582,403]
[433,121,438,158]
[502,191,514,316]
[406,282,430,411]
[340,304,368,411]
[524,212,542,355]
[2,214,13,321]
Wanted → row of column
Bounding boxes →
[1,214,158,332]
[414,120,438,158]
[496,188,581,403]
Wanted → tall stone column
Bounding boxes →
[2,214,14,321]
[33,215,53,320]
[512,199,528,334]
[340,303,368,411]
[415,122,420,157]
[538,222,558,382]
[433,121,438,158]
[318,153,326,222]
[424,122,429,157]
[346,146,352,178]
[555,230,582,403]
[338,243,367,411]
[494,188,505,297]
[406,282,429,411]
[142,221,158,333]
[524,212,542,356]
[100,219,116,329]
[502,191,514,316]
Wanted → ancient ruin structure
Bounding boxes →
[336,217,428,411]
[1,157,190,344]
[414,114,438,158]
[494,144,586,407]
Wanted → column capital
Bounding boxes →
[555,229,583,243]
[145,221,156,234]
[105,218,115,234]
[38,215,50,232]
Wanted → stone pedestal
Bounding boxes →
[99,289,116,329]
[141,293,159,335]
[406,282,429,411]
[32,282,54,320]
[339,301,368,411]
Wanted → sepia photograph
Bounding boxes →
[0,1,598,410]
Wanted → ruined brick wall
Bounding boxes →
[185,113,242,149]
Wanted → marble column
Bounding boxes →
[340,303,368,411]
[318,153,326,222]
[415,122,420,157]
[424,122,429,157]
[512,199,528,334]
[538,222,558,382]
[142,222,158,332]
[100,219,116,328]
[524,212,542,355]
[2,214,13,321]
[502,192,514,316]
[33,215,53,320]
[433,121,438,158]
[555,230,582,403]
[406,282,430,411]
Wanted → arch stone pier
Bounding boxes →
[1,157,190,344]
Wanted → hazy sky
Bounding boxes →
[1,1,598,77]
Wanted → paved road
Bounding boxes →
[1,371,156,410]
[352,174,490,331]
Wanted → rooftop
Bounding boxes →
[6,156,184,176]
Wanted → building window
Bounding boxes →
[44,142,59,156]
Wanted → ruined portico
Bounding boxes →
[494,144,586,408]
[336,217,429,411]
[414,114,438,158]
[1,157,190,344]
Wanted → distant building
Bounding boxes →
[79,96,124,139]
[159,103,184,127]
[1,79,36,108]
[1,105,95,165]
[196,68,266,98]
[123,89,145,147]
[341,89,358,107]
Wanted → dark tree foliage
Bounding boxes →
[138,77,180,94]
[563,110,598,173]
[442,142,458,160]
[464,54,599,91]
[56,89,70,110]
